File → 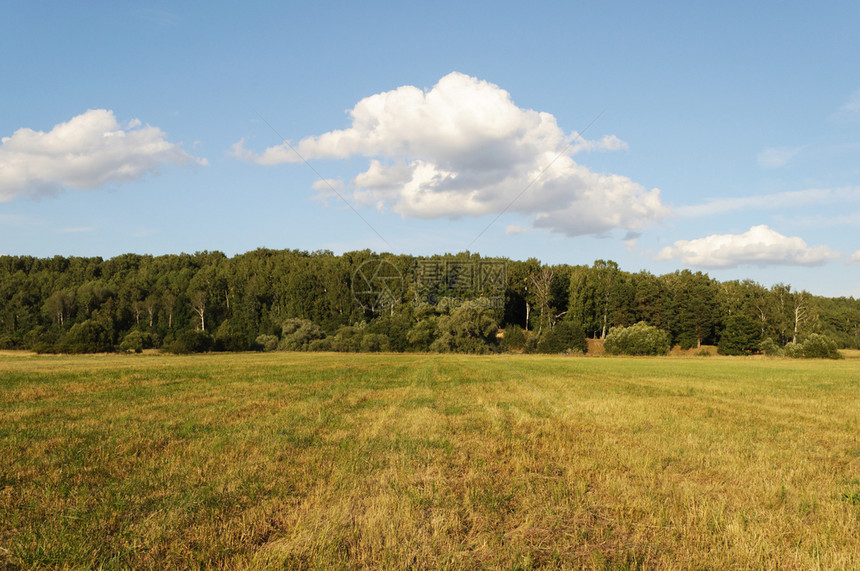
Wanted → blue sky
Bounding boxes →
[2,1,859,296]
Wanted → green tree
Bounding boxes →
[717,280,764,355]
[43,289,74,327]
[718,313,761,355]
[529,266,554,333]
[505,257,542,330]
[665,270,718,348]
[632,271,672,331]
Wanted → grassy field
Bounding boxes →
[1,351,859,569]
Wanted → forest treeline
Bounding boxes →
[0,249,858,354]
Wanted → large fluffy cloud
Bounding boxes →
[0,109,206,202]
[236,72,667,237]
[656,225,841,268]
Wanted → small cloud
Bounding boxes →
[830,88,860,123]
[505,224,531,236]
[622,231,641,251]
[311,178,344,207]
[0,213,41,228]
[229,138,254,161]
[0,109,205,202]
[848,250,860,265]
[656,225,841,268]
[757,146,803,168]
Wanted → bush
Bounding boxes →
[430,303,498,354]
[366,313,411,352]
[406,317,438,351]
[307,338,333,352]
[759,338,783,357]
[214,333,249,352]
[604,322,671,356]
[523,332,540,354]
[24,326,57,350]
[329,325,364,352]
[798,334,843,359]
[536,321,587,354]
[167,330,214,354]
[59,320,114,353]
[360,333,390,352]
[255,334,279,352]
[502,325,526,351]
[783,342,803,358]
[213,320,250,352]
[676,334,698,351]
[120,330,159,353]
[278,319,324,351]
[759,338,780,356]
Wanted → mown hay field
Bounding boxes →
[1,351,859,569]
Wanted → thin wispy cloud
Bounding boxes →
[838,88,860,117]
[676,187,860,218]
[0,213,42,228]
[774,209,860,229]
[236,72,668,238]
[310,178,345,207]
[0,109,206,202]
[757,146,803,168]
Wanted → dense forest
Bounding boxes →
[0,249,858,354]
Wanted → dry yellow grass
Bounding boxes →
[1,352,858,569]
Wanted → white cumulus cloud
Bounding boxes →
[656,225,841,268]
[849,250,860,265]
[236,72,667,237]
[0,109,206,202]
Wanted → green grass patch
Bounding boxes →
[1,352,859,569]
